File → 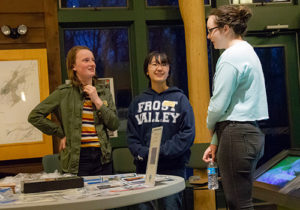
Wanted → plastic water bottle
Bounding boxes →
[207,160,219,190]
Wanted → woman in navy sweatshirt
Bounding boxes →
[127,51,195,210]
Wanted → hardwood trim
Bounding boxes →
[44,0,62,92]
[0,158,43,175]
[0,43,46,49]
[0,0,44,13]
[0,13,45,28]
[0,28,45,44]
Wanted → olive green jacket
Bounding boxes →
[28,83,119,174]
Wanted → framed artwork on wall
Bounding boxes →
[97,77,118,138]
[0,49,53,161]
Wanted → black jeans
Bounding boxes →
[77,147,112,176]
[215,121,265,210]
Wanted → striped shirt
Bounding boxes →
[81,97,100,147]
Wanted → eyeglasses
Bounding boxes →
[149,63,169,68]
[207,26,219,34]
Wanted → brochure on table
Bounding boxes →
[0,126,166,205]
[0,173,173,206]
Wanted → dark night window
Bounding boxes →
[255,46,290,167]
[60,0,127,8]
[148,25,188,96]
[148,25,212,97]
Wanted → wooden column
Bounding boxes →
[178,0,211,144]
[178,1,215,209]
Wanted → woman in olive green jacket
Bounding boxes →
[28,46,119,175]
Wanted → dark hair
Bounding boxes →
[209,5,252,36]
[66,45,94,87]
[143,51,172,87]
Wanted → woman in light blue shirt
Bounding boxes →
[202,5,268,210]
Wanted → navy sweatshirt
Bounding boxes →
[127,87,195,174]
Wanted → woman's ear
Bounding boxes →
[223,25,231,34]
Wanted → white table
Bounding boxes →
[0,175,185,210]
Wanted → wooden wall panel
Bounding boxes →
[0,14,45,28]
[0,0,44,13]
[0,28,45,44]
[0,43,46,50]
[44,0,62,92]
[0,0,61,173]
[0,0,61,97]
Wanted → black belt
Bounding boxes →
[223,120,259,127]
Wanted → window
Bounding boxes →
[60,0,128,8]
[255,46,290,167]
[148,25,188,96]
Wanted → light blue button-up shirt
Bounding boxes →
[207,41,269,134]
